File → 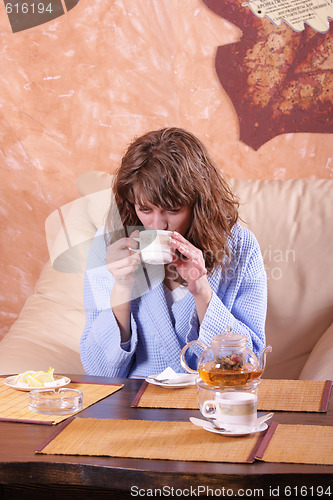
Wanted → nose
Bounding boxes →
[152,210,168,230]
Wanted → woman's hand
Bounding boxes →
[169,232,212,323]
[107,230,141,342]
[106,230,141,287]
[169,232,209,295]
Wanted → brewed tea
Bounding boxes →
[198,361,264,387]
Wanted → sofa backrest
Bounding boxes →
[229,179,333,378]
[74,173,333,379]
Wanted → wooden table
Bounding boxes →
[0,375,332,500]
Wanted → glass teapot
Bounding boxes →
[180,326,272,387]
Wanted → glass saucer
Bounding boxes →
[28,388,83,415]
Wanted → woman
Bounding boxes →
[80,127,267,377]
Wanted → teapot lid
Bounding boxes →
[211,326,248,348]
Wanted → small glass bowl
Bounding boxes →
[29,388,83,415]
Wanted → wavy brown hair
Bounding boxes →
[106,127,239,272]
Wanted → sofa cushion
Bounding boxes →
[299,321,333,381]
[229,178,333,378]
[76,170,112,196]
[45,192,97,274]
[0,261,85,375]
[76,171,113,230]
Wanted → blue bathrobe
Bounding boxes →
[80,223,267,378]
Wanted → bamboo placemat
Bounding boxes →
[258,379,331,412]
[35,416,264,463]
[36,417,333,465]
[0,379,123,425]
[132,382,197,409]
[256,421,333,465]
[132,379,332,412]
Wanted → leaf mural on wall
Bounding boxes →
[203,0,333,150]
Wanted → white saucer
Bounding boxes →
[203,422,268,437]
[145,373,197,388]
[3,375,71,392]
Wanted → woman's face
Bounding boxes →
[134,196,193,236]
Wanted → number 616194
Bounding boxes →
[5,3,53,14]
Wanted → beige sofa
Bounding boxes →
[0,172,332,380]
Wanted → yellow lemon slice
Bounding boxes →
[33,372,55,385]
[13,370,38,385]
[26,375,43,387]
[13,368,55,387]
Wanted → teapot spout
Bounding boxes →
[259,345,272,371]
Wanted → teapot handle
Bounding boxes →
[180,340,207,374]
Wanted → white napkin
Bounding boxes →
[152,367,197,384]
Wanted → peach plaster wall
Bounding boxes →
[0,0,332,340]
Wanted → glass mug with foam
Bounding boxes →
[202,391,257,428]
[130,230,174,265]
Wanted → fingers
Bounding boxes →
[106,234,139,264]
[129,229,140,238]
[170,232,203,267]
[169,232,207,283]
[170,231,194,256]
[128,230,140,253]
[107,252,141,282]
[106,234,141,283]
[174,259,207,280]
[107,253,141,277]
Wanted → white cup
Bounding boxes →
[202,391,257,428]
[131,230,174,265]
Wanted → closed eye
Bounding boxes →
[137,206,152,213]
[135,204,182,214]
